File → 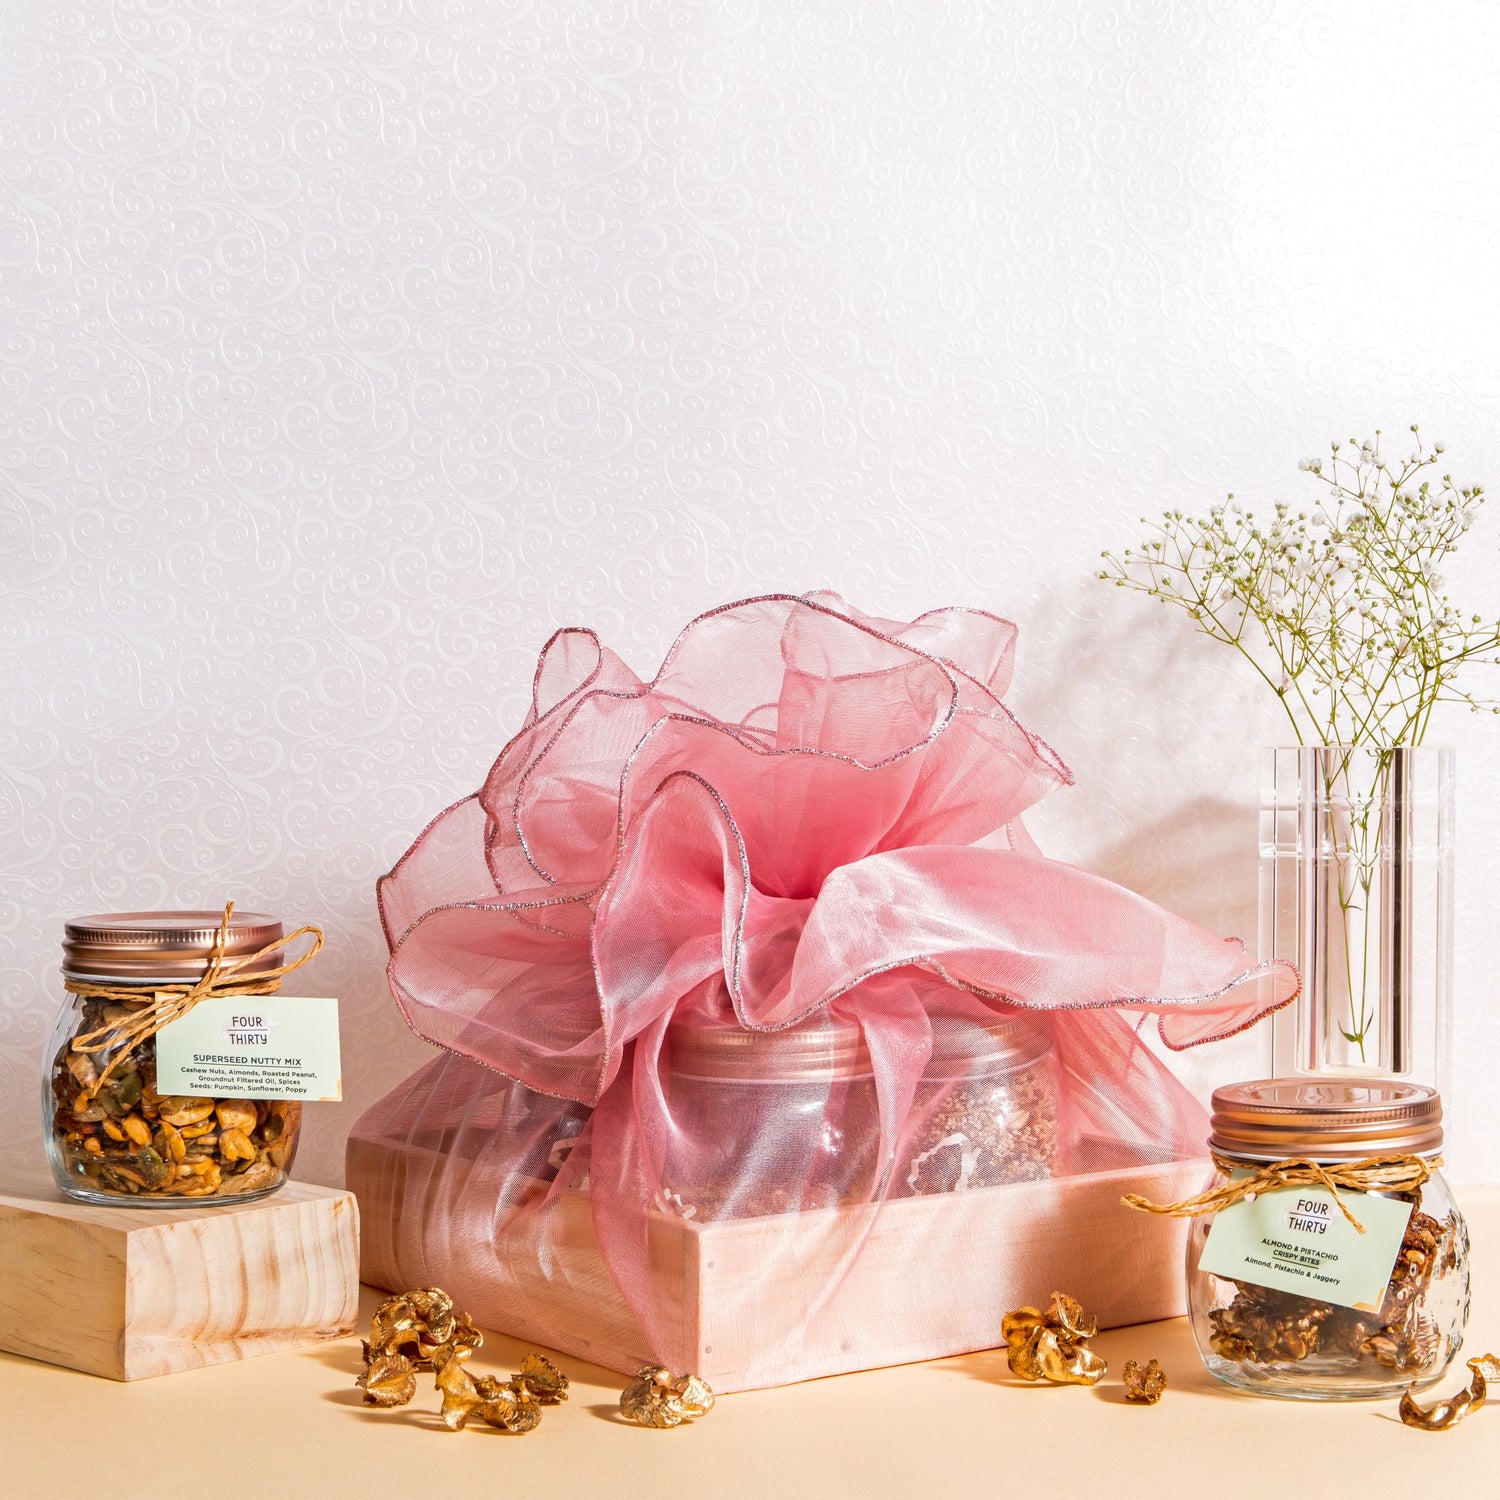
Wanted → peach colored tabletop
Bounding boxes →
[3,1188,1497,1496]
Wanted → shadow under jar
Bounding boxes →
[45,911,302,1207]
[1187,1078,1469,1400]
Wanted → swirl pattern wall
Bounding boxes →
[4,0,1499,1183]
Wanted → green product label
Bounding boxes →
[1197,1175,1412,1312]
[155,995,343,1102]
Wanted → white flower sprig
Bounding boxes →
[1099,428,1500,749]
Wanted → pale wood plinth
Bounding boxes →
[0,1170,360,1380]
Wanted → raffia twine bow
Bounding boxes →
[64,901,322,1102]
[1121,1152,1440,1234]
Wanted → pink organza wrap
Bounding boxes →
[349,593,1297,1372]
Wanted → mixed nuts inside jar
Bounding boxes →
[44,911,303,1206]
[899,1010,1060,1195]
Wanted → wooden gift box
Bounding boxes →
[349,1134,1204,1393]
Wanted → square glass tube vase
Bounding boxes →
[1262,746,1454,1097]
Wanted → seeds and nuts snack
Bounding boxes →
[49,993,298,1200]
[903,1064,1060,1195]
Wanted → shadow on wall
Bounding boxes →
[1010,579,1267,949]
[1005,578,1278,1098]
[1091,793,1258,947]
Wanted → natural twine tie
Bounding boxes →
[65,901,323,1102]
[1121,1152,1440,1235]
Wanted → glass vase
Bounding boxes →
[1261,747,1454,1095]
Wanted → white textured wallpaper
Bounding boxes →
[4,0,1500,1185]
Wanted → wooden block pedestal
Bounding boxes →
[0,1171,360,1380]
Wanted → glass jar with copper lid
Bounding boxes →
[657,1012,882,1220]
[44,911,304,1207]
[898,1010,1061,1195]
[1185,1078,1469,1399]
[655,1006,1064,1220]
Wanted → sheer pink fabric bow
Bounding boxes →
[378,592,1297,1105]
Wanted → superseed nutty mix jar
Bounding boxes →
[44,911,304,1206]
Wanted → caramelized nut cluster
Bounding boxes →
[1209,1203,1464,1377]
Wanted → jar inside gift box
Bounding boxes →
[898,1010,1061,1195]
[657,1007,1062,1221]
[1186,1078,1470,1400]
[44,911,303,1207]
[658,1014,881,1220]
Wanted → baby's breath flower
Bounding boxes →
[1097,431,1498,749]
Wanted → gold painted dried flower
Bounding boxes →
[620,1365,717,1428]
[1123,1358,1167,1404]
[512,1351,570,1404]
[356,1349,419,1408]
[1399,1354,1500,1431]
[354,1285,561,1434]
[433,1341,487,1430]
[366,1287,483,1371]
[433,1342,545,1433]
[1002,1292,1107,1385]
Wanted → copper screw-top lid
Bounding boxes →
[62,911,285,985]
[666,1007,1054,1084]
[925,1010,1053,1076]
[1209,1077,1444,1163]
[667,1014,873,1083]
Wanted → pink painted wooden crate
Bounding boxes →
[349,1133,1204,1392]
